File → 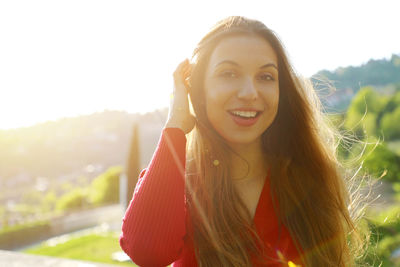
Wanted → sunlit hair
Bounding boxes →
[185,16,367,266]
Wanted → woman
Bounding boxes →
[120,16,365,266]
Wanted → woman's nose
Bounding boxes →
[237,77,258,101]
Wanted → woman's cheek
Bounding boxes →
[207,82,235,103]
[261,85,279,101]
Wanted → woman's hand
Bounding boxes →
[165,59,196,134]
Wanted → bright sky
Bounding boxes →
[1,0,399,130]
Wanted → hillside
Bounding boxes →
[0,109,168,206]
[311,53,400,111]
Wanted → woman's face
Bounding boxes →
[204,34,279,147]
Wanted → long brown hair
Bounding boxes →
[185,16,366,266]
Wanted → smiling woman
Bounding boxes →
[120,16,367,267]
[204,34,279,147]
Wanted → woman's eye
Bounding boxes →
[257,73,274,81]
[219,71,237,78]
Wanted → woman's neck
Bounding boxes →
[228,139,268,182]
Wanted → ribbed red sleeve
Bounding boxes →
[120,127,187,267]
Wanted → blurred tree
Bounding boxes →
[364,205,400,266]
[89,166,122,206]
[56,188,89,212]
[363,143,400,182]
[364,113,378,137]
[393,182,400,202]
[381,107,400,141]
[344,86,397,140]
[41,191,57,213]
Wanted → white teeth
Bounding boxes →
[231,111,258,118]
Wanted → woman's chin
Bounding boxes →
[224,136,263,149]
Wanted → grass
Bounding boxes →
[24,229,136,266]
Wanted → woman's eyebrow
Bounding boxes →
[215,60,278,70]
[214,60,239,68]
[259,63,278,70]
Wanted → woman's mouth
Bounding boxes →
[230,110,259,118]
[228,110,262,126]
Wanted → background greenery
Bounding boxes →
[320,57,400,265]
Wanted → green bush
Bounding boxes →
[369,206,400,231]
[56,188,89,212]
[41,191,57,213]
[54,165,123,212]
[393,183,400,202]
[89,166,122,206]
[362,206,400,266]
[376,234,400,261]
[363,143,400,182]
[381,107,400,140]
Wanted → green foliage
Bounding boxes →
[369,206,400,230]
[363,113,378,137]
[54,165,122,212]
[0,165,123,249]
[381,107,400,140]
[376,234,400,264]
[363,143,400,182]
[362,206,400,266]
[340,86,400,173]
[41,191,57,213]
[56,188,89,212]
[89,166,122,206]
[352,87,384,114]
[344,87,386,139]
[379,90,400,116]
[393,182,400,202]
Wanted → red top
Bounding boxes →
[120,128,303,266]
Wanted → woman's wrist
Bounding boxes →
[165,115,195,134]
[165,119,185,131]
